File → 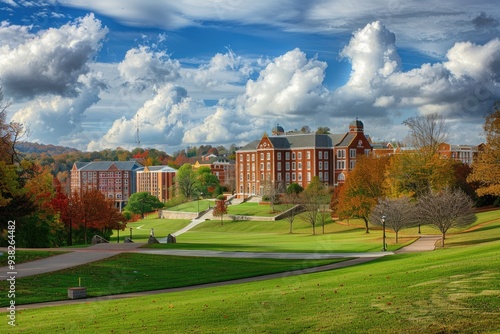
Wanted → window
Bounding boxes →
[260,163,264,170]
[286,173,290,181]
[252,154,255,161]
[292,162,296,170]
[324,151,328,159]
[292,152,296,160]
[350,160,356,170]
[277,162,282,171]
[277,152,281,160]
[260,173,264,180]
[246,163,250,171]
[286,162,290,171]
[298,173,302,181]
[324,162,329,170]
[307,172,311,182]
[298,152,302,159]
[247,173,250,181]
[365,149,371,156]
[324,172,329,181]
[292,173,296,181]
[252,163,255,171]
[319,173,323,181]
[240,173,243,181]
[307,161,311,170]
[278,173,282,181]
[246,154,250,160]
[266,152,270,160]
[285,152,290,160]
[306,151,310,159]
[350,149,356,158]
[319,161,323,170]
[298,162,302,170]
[260,153,264,160]
[319,151,323,159]
[338,173,345,181]
[337,160,346,169]
[266,162,271,170]
[337,149,346,158]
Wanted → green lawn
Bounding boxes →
[146,215,414,253]
[0,254,345,306]
[227,201,279,216]
[165,199,212,212]
[7,214,499,333]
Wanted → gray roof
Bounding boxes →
[237,133,356,152]
[139,165,177,173]
[336,133,355,147]
[75,161,143,171]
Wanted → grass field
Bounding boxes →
[6,212,499,333]
[0,255,346,306]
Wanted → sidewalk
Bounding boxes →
[0,242,144,280]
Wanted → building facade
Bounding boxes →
[235,120,372,198]
[193,156,236,191]
[136,165,177,202]
[438,143,477,165]
[70,161,143,209]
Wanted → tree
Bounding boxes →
[175,163,197,199]
[467,104,500,197]
[278,187,303,234]
[124,192,164,219]
[333,155,389,233]
[213,198,228,225]
[385,151,456,198]
[403,113,448,155]
[301,176,328,235]
[416,188,476,247]
[316,127,330,134]
[369,197,417,243]
[196,166,219,196]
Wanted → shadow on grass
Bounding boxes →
[448,237,500,246]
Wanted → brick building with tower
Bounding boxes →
[235,119,372,198]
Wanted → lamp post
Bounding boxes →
[381,215,387,251]
[68,202,73,246]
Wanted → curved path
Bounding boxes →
[0,235,440,311]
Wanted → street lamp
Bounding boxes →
[381,215,387,251]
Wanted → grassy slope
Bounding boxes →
[7,211,500,333]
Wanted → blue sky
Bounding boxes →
[1,0,499,153]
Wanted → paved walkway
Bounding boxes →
[158,208,214,241]
[0,235,441,311]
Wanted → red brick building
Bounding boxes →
[70,161,143,209]
[235,120,372,198]
[136,165,177,202]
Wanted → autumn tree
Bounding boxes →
[416,188,476,247]
[385,151,456,198]
[467,104,500,197]
[333,155,389,233]
[369,196,417,243]
[213,197,228,225]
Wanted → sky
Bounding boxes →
[0,1,499,154]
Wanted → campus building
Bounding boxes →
[438,143,477,165]
[136,165,177,202]
[193,156,236,191]
[235,120,372,198]
[70,161,143,209]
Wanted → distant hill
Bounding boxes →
[17,142,81,156]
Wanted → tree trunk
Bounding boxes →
[395,231,399,243]
[364,218,369,233]
[442,232,445,247]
